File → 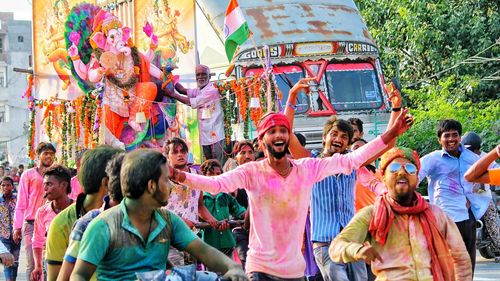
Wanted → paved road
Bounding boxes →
[10,247,500,280]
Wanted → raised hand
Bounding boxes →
[289,77,315,97]
[386,82,402,108]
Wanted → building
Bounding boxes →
[0,12,32,167]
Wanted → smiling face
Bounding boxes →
[438,129,461,154]
[38,150,55,169]
[383,157,418,204]
[196,70,209,88]
[261,125,290,160]
[323,125,350,156]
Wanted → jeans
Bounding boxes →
[249,272,305,281]
[23,222,35,280]
[232,228,249,270]
[313,245,367,281]
[1,238,21,281]
[455,209,476,271]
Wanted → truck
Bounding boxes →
[196,0,391,149]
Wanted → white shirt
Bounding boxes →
[0,240,8,254]
[187,83,225,146]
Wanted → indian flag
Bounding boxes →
[224,0,251,62]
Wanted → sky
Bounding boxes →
[1,0,32,21]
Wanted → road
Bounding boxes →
[11,247,500,280]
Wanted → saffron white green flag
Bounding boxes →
[224,0,251,62]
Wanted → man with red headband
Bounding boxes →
[166,64,226,165]
[169,105,412,280]
[329,147,472,281]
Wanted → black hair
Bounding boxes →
[105,153,125,203]
[348,118,364,133]
[121,149,166,199]
[200,159,222,176]
[164,137,189,155]
[322,116,354,145]
[437,119,462,138]
[233,140,254,155]
[294,133,307,147]
[36,142,56,155]
[43,164,72,194]
[79,146,124,194]
[1,176,14,186]
[18,164,24,169]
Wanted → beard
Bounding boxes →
[393,190,415,204]
[152,186,169,207]
[265,142,289,159]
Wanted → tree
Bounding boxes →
[356,0,500,155]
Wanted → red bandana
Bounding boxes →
[257,113,291,139]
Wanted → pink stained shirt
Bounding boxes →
[69,176,83,201]
[183,136,387,278]
[14,167,45,230]
[32,202,58,249]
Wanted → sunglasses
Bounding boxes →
[388,162,417,175]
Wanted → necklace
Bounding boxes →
[274,161,292,176]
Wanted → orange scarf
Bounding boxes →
[369,192,455,281]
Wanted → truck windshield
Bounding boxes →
[325,62,383,111]
[245,65,309,114]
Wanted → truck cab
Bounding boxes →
[198,0,391,149]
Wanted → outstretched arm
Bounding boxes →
[170,165,247,195]
[165,83,191,105]
[284,78,314,159]
[185,239,247,281]
[465,144,500,184]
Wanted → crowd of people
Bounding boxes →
[0,76,499,281]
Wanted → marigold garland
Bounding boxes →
[27,108,36,160]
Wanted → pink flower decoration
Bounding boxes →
[143,21,153,37]
[69,31,80,45]
[122,27,131,42]
[151,34,158,46]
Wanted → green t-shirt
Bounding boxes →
[45,205,77,264]
[202,192,246,249]
[78,199,198,281]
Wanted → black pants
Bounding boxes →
[455,209,476,272]
[249,272,305,281]
[233,228,249,270]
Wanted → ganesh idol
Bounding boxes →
[66,7,164,148]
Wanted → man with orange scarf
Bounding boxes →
[329,147,472,281]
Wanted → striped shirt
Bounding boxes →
[311,156,357,243]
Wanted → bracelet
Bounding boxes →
[70,55,80,61]
[287,102,297,110]
[391,107,401,112]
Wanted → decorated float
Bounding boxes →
[24,0,282,166]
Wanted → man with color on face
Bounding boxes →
[71,149,247,281]
[329,147,472,281]
[31,165,73,281]
[166,64,226,165]
[169,99,412,280]
[419,119,487,271]
[13,142,56,279]
[284,79,404,281]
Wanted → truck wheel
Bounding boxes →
[478,246,496,259]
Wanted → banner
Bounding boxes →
[32,0,94,100]
[135,0,201,163]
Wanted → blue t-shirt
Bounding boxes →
[78,199,198,281]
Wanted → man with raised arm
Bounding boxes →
[168,100,411,280]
